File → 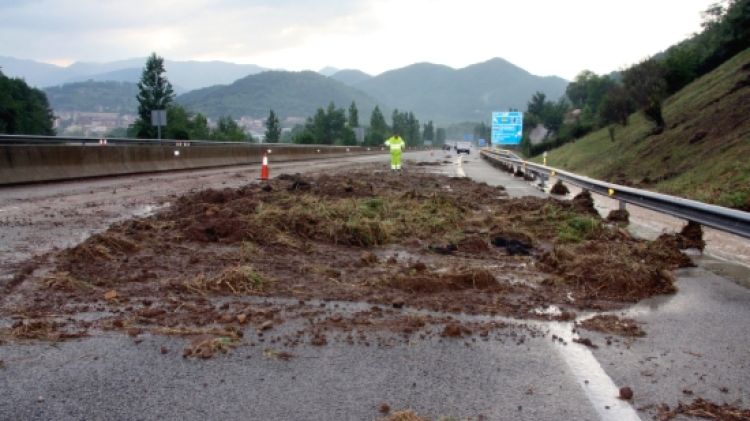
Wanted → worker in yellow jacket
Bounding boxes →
[384,133,406,170]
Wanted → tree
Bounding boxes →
[211,116,249,142]
[264,109,281,143]
[436,128,447,145]
[527,92,547,117]
[294,102,355,145]
[541,98,568,134]
[348,101,359,128]
[390,109,420,146]
[566,71,596,109]
[598,85,635,127]
[0,71,54,135]
[365,106,389,146]
[423,120,435,142]
[622,58,668,129]
[133,53,174,138]
[473,121,490,142]
[191,113,210,140]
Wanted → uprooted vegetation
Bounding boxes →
[1,165,697,354]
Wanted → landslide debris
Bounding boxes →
[656,398,750,421]
[1,164,692,354]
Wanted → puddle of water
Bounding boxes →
[534,305,562,317]
[692,254,750,289]
[132,203,169,217]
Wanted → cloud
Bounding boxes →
[0,0,376,64]
[0,0,715,79]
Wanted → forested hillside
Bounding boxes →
[355,58,568,123]
[0,71,54,135]
[544,48,750,210]
[177,70,380,120]
[44,81,139,113]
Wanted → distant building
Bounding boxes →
[54,110,135,136]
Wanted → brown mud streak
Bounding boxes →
[1,164,695,354]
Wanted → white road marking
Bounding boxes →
[455,155,466,177]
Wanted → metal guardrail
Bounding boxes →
[481,149,750,240]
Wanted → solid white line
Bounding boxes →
[455,155,466,177]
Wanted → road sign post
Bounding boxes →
[151,110,167,140]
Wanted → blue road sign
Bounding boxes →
[491,112,523,145]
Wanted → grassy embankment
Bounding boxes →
[540,48,750,210]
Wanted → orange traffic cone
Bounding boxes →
[260,154,269,180]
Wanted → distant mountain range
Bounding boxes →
[177,59,567,123]
[177,71,380,120]
[0,56,266,92]
[3,55,569,124]
[330,69,372,86]
[351,58,568,122]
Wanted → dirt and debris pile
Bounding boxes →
[1,164,692,352]
[577,315,646,337]
[550,180,570,195]
[657,398,750,421]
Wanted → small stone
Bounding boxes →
[619,386,634,400]
[260,321,273,331]
[378,403,390,414]
[237,314,247,324]
[37,396,44,403]
[104,290,118,301]
[160,346,169,354]
[392,298,405,309]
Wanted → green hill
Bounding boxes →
[355,58,568,124]
[44,81,139,113]
[543,48,750,210]
[176,70,380,120]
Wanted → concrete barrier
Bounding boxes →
[0,144,387,185]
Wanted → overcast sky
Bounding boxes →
[1,0,716,79]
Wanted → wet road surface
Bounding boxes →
[1,149,749,420]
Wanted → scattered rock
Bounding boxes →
[441,323,463,338]
[607,209,629,224]
[573,337,599,349]
[619,386,634,400]
[379,402,391,414]
[104,290,118,301]
[550,180,569,195]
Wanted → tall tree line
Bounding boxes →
[0,70,54,135]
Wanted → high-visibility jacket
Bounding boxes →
[384,136,405,152]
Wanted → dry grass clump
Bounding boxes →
[65,232,140,261]
[377,410,429,421]
[541,241,677,302]
[2,319,87,342]
[184,265,270,295]
[41,271,93,290]
[657,398,750,421]
[182,335,239,359]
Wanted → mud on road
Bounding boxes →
[1,162,695,355]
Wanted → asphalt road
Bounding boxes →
[1,149,749,421]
